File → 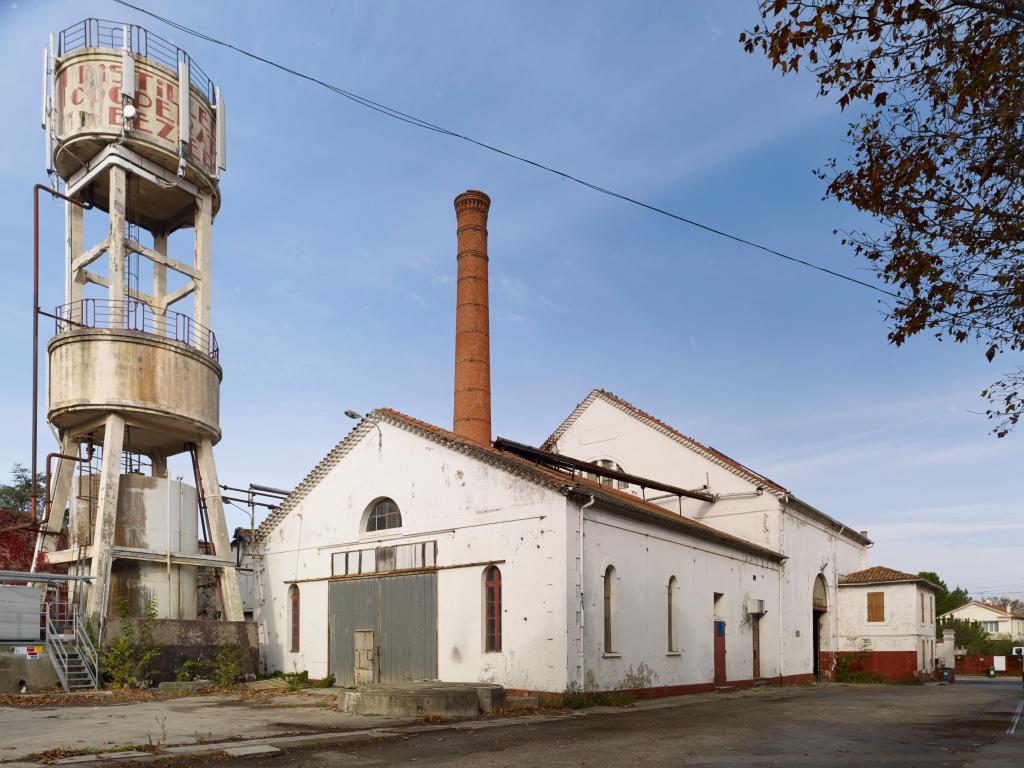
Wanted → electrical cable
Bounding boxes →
[112,0,1004,334]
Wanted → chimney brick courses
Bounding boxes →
[453,190,492,446]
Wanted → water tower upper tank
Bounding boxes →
[48,19,226,232]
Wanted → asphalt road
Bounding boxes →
[204,679,1024,768]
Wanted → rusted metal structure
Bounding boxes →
[35,18,242,626]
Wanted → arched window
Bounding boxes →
[604,565,617,653]
[484,566,502,652]
[667,576,679,653]
[588,459,629,490]
[288,584,300,653]
[366,498,402,532]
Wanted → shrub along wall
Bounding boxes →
[102,618,259,684]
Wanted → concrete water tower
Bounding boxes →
[37,19,242,624]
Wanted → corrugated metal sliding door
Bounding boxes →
[378,572,437,683]
[328,572,437,685]
[328,578,376,685]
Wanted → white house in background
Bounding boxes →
[837,566,938,679]
[939,601,1024,641]
[541,389,871,681]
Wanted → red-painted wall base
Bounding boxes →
[956,654,1023,677]
[505,673,816,703]
[821,650,920,682]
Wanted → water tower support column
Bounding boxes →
[195,438,243,621]
[108,166,127,317]
[86,413,126,622]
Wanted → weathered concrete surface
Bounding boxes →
[0,648,59,693]
[0,692,405,762]
[102,618,259,682]
[336,682,505,716]
[210,681,1024,768]
[157,680,213,693]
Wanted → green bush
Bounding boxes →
[316,673,336,688]
[283,670,309,691]
[561,683,635,709]
[213,646,244,688]
[176,658,208,682]
[100,597,161,689]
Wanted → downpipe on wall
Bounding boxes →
[578,493,595,689]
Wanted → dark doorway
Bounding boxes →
[714,620,727,684]
[752,618,760,679]
[812,574,828,678]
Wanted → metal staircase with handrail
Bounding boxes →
[45,603,99,692]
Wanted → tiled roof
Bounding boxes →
[256,407,784,562]
[840,566,938,590]
[541,389,871,547]
[939,601,1024,620]
[542,389,788,495]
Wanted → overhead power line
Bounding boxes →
[111,1,941,312]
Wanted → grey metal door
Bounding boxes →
[328,578,376,685]
[378,572,437,683]
[328,572,437,685]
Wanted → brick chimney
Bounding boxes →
[453,190,492,445]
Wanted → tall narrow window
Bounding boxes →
[484,566,502,652]
[867,591,884,622]
[667,576,679,653]
[288,584,300,653]
[604,565,616,653]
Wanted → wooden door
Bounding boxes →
[714,620,727,683]
[354,629,375,685]
[752,618,760,679]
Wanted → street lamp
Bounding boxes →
[345,409,382,454]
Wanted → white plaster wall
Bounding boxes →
[573,501,781,691]
[255,421,569,690]
[553,397,780,550]
[838,583,935,669]
[550,396,868,680]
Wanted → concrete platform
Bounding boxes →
[336,682,505,717]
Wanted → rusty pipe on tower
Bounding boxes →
[31,184,91,525]
[453,190,492,446]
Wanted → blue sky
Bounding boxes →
[1,1,1021,598]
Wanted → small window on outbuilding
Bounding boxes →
[289,584,300,652]
[484,565,502,652]
[867,591,885,622]
[366,498,402,532]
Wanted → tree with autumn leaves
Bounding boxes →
[0,463,45,572]
[741,1,1024,435]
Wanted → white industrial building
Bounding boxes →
[243,190,929,695]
